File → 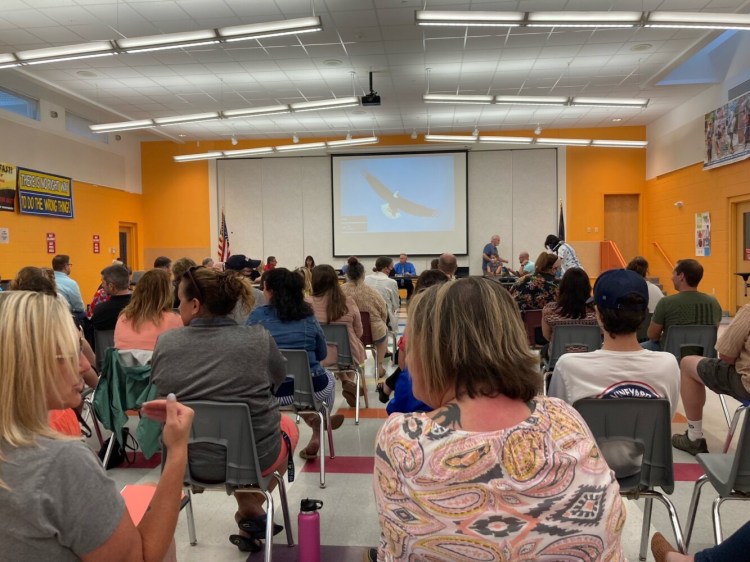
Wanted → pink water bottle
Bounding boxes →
[298,498,323,562]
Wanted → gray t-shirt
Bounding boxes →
[0,438,125,561]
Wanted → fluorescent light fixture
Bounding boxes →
[222,105,291,118]
[572,97,649,108]
[526,11,641,28]
[646,11,750,30]
[290,96,360,112]
[174,152,223,162]
[535,138,592,146]
[591,139,648,148]
[223,147,274,157]
[495,95,569,106]
[326,136,379,147]
[16,41,114,61]
[219,16,323,42]
[416,10,523,27]
[478,135,534,144]
[153,112,220,125]
[89,119,156,133]
[275,142,327,152]
[424,134,478,143]
[25,52,115,65]
[116,30,218,53]
[423,94,493,104]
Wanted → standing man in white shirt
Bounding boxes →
[549,268,680,416]
[366,256,400,331]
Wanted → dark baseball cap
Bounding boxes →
[591,269,648,310]
[225,254,261,271]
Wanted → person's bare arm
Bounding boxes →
[647,322,663,342]
[541,315,553,342]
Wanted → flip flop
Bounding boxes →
[238,515,284,538]
[376,381,389,404]
[229,534,262,553]
[299,447,319,460]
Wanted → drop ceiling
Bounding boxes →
[0,0,747,142]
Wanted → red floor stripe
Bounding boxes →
[674,463,705,481]
[336,407,389,419]
[301,455,374,474]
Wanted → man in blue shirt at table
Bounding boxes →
[393,253,417,299]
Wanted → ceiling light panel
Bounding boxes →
[424,134,478,142]
[174,151,223,162]
[416,10,524,27]
[89,119,156,132]
[572,97,649,108]
[591,140,648,148]
[15,41,114,61]
[495,95,569,106]
[275,142,327,152]
[223,147,275,157]
[290,96,360,112]
[646,11,750,30]
[153,112,220,125]
[326,136,379,147]
[423,94,494,104]
[116,30,219,53]
[478,136,534,144]
[535,138,592,146]
[526,11,641,28]
[218,17,323,42]
[222,105,291,118]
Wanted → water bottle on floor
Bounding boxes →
[298,498,323,562]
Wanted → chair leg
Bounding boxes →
[719,394,732,428]
[712,497,725,544]
[316,410,326,489]
[639,497,653,561]
[684,475,709,549]
[272,472,294,547]
[361,366,370,409]
[184,488,197,546]
[324,406,335,459]
[354,370,361,426]
[263,490,274,562]
[642,491,687,554]
[102,431,116,468]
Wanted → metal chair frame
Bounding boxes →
[321,323,369,425]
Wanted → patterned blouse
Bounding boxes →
[373,396,625,561]
[341,280,389,342]
[510,273,558,311]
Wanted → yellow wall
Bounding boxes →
[0,180,144,299]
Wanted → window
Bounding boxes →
[0,87,40,120]
[66,111,108,144]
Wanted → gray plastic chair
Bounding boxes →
[573,398,686,560]
[179,400,294,562]
[521,309,543,348]
[279,349,335,488]
[321,323,368,425]
[93,328,115,372]
[546,324,602,371]
[684,405,750,547]
[636,312,653,342]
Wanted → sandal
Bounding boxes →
[229,534,262,553]
[376,381,389,404]
[238,515,284,538]
[299,446,319,460]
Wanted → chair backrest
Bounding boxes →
[180,400,271,491]
[636,312,653,342]
[573,398,674,494]
[522,309,543,347]
[664,325,718,360]
[94,329,115,372]
[547,325,602,370]
[279,349,317,411]
[321,323,356,367]
[359,310,374,346]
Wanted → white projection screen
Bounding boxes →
[331,152,468,256]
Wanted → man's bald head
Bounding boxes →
[438,253,457,276]
[491,234,500,246]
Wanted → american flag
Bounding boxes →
[217,208,231,262]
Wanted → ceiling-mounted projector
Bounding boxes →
[361,71,381,106]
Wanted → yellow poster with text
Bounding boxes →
[0,162,16,212]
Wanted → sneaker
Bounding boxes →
[672,430,708,456]
[363,547,378,562]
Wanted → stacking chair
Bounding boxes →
[93,328,115,372]
[543,325,602,393]
[321,323,369,425]
[521,309,543,348]
[636,312,653,342]
[280,349,335,488]
[179,401,294,562]
[684,405,750,547]
[574,398,686,560]
[359,310,379,376]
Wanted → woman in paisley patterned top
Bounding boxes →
[372,277,625,562]
[510,251,560,312]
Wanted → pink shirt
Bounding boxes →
[114,312,183,351]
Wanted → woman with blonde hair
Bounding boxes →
[372,278,624,561]
[115,268,183,351]
[0,290,194,560]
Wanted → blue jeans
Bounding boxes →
[641,340,661,351]
[696,519,750,561]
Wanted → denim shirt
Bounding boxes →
[247,305,328,376]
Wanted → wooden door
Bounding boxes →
[118,222,137,270]
[734,200,750,312]
[604,194,639,264]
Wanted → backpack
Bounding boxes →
[97,427,137,469]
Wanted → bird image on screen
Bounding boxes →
[364,171,437,219]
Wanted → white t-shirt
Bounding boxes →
[549,348,680,417]
[646,280,664,314]
[365,272,400,329]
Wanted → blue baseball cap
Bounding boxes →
[592,269,648,310]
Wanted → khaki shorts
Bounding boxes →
[697,359,750,402]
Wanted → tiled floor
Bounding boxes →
[97,312,748,561]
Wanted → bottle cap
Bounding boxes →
[300,498,323,512]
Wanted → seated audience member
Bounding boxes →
[308,264,365,407]
[304,255,315,270]
[430,257,439,270]
[153,256,172,272]
[626,256,664,313]
[52,254,86,320]
[672,301,750,455]
[393,253,417,299]
[371,278,624,561]
[247,268,341,461]
[549,269,680,416]
[545,234,583,274]
[517,251,535,275]
[437,252,458,279]
[0,290,192,561]
[542,267,598,357]
[170,257,197,308]
[510,251,559,311]
[651,521,750,562]
[151,266,297,553]
[114,268,182,351]
[341,257,389,378]
[88,259,126,315]
[643,259,722,351]
[263,256,277,272]
[201,257,214,268]
[366,256,400,330]
[297,267,313,297]
[91,264,132,331]
[224,254,264,320]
